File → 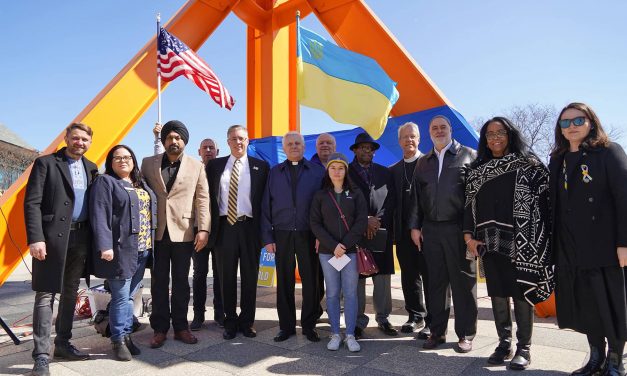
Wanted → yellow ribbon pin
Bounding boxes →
[581,164,593,183]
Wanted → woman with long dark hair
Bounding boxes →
[463,117,553,370]
[549,103,627,376]
[309,153,368,352]
[90,145,156,361]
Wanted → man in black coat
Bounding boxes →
[348,132,398,338]
[25,123,98,376]
[206,125,269,340]
[389,122,431,338]
[408,115,478,353]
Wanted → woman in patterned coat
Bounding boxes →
[463,117,553,370]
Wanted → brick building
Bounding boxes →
[0,123,39,196]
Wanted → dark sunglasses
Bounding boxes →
[559,116,586,129]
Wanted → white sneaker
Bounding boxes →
[327,334,342,351]
[344,334,361,352]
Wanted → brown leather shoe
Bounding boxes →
[423,335,446,349]
[455,338,473,353]
[174,330,198,344]
[150,332,167,348]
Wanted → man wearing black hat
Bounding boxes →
[348,132,398,338]
[141,120,211,349]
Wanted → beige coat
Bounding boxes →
[141,153,210,242]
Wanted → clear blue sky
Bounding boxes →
[1,1,626,161]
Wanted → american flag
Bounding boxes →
[158,27,235,110]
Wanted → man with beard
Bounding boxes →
[348,132,398,338]
[190,138,226,330]
[141,120,210,348]
[25,123,98,376]
[389,122,431,338]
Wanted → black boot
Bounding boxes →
[571,345,607,376]
[603,351,625,376]
[124,334,141,356]
[488,341,513,365]
[112,341,132,361]
[509,344,531,370]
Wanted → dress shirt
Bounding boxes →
[219,154,253,217]
[434,140,452,179]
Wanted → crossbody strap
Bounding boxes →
[327,191,350,231]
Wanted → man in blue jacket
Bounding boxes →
[261,131,325,342]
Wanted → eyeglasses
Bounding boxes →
[112,156,133,163]
[485,130,508,140]
[559,116,586,129]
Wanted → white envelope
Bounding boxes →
[328,254,351,271]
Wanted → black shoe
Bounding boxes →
[112,341,132,361]
[223,329,237,340]
[488,344,512,365]
[415,326,431,340]
[53,343,90,361]
[32,356,50,376]
[273,330,296,342]
[124,335,141,356]
[572,345,607,376]
[303,329,320,342]
[401,319,425,334]
[508,345,531,370]
[354,327,363,340]
[214,313,225,328]
[378,322,398,336]
[423,335,446,350]
[241,327,257,338]
[190,314,204,331]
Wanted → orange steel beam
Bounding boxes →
[0,0,236,286]
[307,0,451,115]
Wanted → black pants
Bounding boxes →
[274,230,319,333]
[492,296,534,347]
[192,244,223,319]
[215,217,260,332]
[422,221,477,339]
[150,229,194,333]
[397,231,430,324]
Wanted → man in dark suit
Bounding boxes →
[348,132,398,338]
[389,122,431,338]
[25,123,98,376]
[206,125,269,340]
[190,138,225,330]
[408,115,478,353]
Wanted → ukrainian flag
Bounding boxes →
[297,21,399,139]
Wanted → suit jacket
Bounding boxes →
[24,147,98,293]
[549,142,627,267]
[206,155,269,249]
[348,160,396,275]
[389,157,419,243]
[141,153,210,242]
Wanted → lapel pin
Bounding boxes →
[581,164,593,183]
[253,166,259,170]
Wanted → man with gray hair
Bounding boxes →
[261,131,325,342]
[310,133,336,167]
[408,115,478,352]
[389,122,431,338]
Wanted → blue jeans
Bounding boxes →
[107,250,149,342]
[319,253,359,335]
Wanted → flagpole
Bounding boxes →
[156,13,162,125]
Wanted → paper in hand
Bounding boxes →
[328,254,351,271]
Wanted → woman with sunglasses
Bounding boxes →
[550,102,627,376]
[90,145,157,361]
[463,117,553,370]
[310,153,368,352]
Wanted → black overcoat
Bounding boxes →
[548,142,627,267]
[24,147,98,293]
[348,160,396,275]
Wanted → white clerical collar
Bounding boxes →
[403,151,422,163]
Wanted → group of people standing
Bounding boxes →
[24,102,626,376]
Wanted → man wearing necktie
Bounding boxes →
[206,125,269,340]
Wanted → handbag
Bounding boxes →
[327,191,379,276]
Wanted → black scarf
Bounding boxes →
[465,153,554,305]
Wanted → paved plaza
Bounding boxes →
[0,257,592,375]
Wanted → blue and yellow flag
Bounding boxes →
[297,20,399,139]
